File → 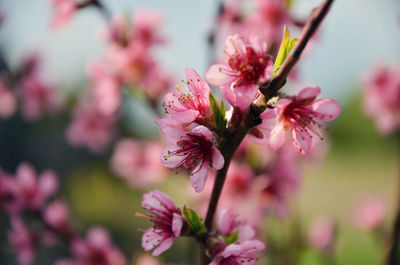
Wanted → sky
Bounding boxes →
[0,0,399,103]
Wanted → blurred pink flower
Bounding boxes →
[217,209,256,242]
[157,124,224,192]
[363,62,400,134]
[49,0,77,29]
[162,68,211,125]
[44,200,72,235]
[110,139,166,188]
[140,190,184,256]
[206,34,273,111]
[7,216,37,265]
[210,239,265,265]
[57,227,125,265]
[270,86,341,154]
[15,162,58,210]
[308,216,336,253]
[352,197,386,231]
[0,78,17,119]
[66,103,115,153]
[132,9,165,46]
[0,169,22,214]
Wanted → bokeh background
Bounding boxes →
[0,0,399,264]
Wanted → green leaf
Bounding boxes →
[273,25,298,76]
[224,230,239,245]
[209,92,227,132]
[182,207,207,236]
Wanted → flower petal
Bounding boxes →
[152,236,174,256]
[311,99,341,121]
[190,162,209,193]
[211,146,224,170]
[296,86,321,101]
[155,118,185,142]
[160,146,186,168]
[141,228,163,251]
[191,125,213,140]
[206,64,237,87]
[292,128,312,154]
[270,122,286,150]
[172,213,183,237]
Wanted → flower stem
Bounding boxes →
[386,133,400,265]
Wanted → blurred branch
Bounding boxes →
[386,133,400,265]
[77,0,111,22]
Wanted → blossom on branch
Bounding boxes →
[139,190,184,256]
[210,239,266,265]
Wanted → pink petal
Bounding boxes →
[211,146,224,170]
[292,128,312,154]
[191,125,213,140]
[142,190,176,213]
[206,64,237,87]
[185,68,210,97]
[155,118,185,142]
[38,170,58,197]
[87,227,111,248]
[249,35,267,55]
[161,146,186,168]
[142,228,163,251]
[225,35,246,57]
[163,92,185,110]
[296,86,321,101]
[222,239,266,257]
[274,98,292,115]
[172,213,183,237]
[238,224,256,242]
[221,85,237,108]
[16,163,37,190]
[152,237,174,256]
[270,122,286,150]
[171,109,199,124]
[311,99,341,121]
[190,162,209,193]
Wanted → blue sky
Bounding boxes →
[0,0,399,102]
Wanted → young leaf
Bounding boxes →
[182,207,207,236]
[209,92,227,132]
[224,230,239,245]
[273,25,298,76]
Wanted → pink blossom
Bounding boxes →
[162,68,211,125]
[270,86,341,154]
[19,73,61,121]
[15,163,58,210]
[56,227,125,265]
[206,34,273,111]
[363,63,400,134]
[308,216,336,253]
[157,124,224,192]
[132,9,165,46]
[0,78,17,118]
[7,216,37,265]
[44,200,71,235]
[87,60,122,116]
[352,198,385,231]
[0,169,22,214]
[217,209,256,242]
[140,190,184,256]
[49,0,77,29]
[110,139,166,188]
[210,239,266,265]
[66,103,115,153]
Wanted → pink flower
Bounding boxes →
[44,200,72,235]
[206,34,273,111]
[308,216,336,253]
[15,163,58,210]
[210,239,266,265]
[217,209,256,242]
[0,169,22,214]
[363,63,400,134]
[7,217,37,265]
[157,124,224,192]
[270,86,341,154]
[140,190,184,256]
[162,68,211,125]
[132,9,165,46]
[110,139,166,188]
[49,0,77,29]
[66,103,115,153]
[0,78,17,119]
[352,198,385,231]
[56,227,125,265]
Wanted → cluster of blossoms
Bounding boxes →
[0,163,125,265]
[363,62,400,134]
[65,8,172,153]
[0,54,62,120]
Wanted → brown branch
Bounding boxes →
[386,133,400,265]
[259,0,334,101]
[77,0,111,22]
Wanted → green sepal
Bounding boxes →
[209,92,227,132]
[182,206,207,236]
[273,25,298,76]
[224,230,239,245]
